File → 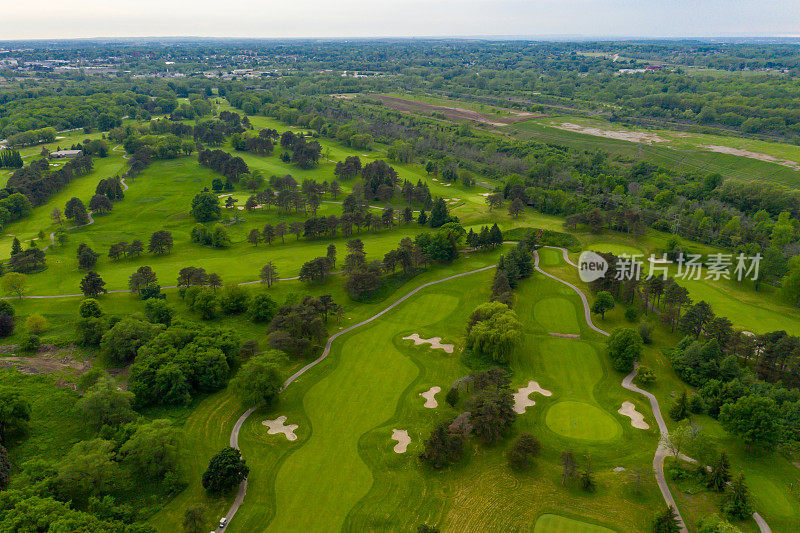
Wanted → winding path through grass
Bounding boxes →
[216,264,496,531]
[534,246,771,533]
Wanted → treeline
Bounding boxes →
[5,153,93,206]
[0,149,23,169]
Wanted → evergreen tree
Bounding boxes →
[707,452,731,492]
[670,390,690,421]
[653,506,681,533]
[723,474,753,520]
[428,198,449,228]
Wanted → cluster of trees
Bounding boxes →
[120,318,241,407]
[0,149,23,169]
[490,243,533,306]
[191,223,231,249]
[279,131,322,169]
[231,127,277,155]
[6,126,57,147]
[420,368,516,468]
[198,149,249,183]
[268,295,340,358]
[8,237,46,274]
[6,152,92,206]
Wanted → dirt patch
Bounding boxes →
[262,415,298,441]
[374,95,544,127]
[553,122,668,144]
[548,332,581,339]
[420,386,441,408]
[402,334,454,353]
[0,345,91,376]
[513,380,553,414]
[701,145,800,171]
[618,401,649,430]
[391,429,410,453]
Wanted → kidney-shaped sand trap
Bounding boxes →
[618,401,649,430]
[402,334,454,354]
[513,380,553,414]
[391,429,410,453]
[420,386,441,408]
[262,415,299,441]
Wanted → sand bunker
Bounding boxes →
[262,415,299,441]
[554,122,668,144]
[420,386,441,408]
[701,145,800,171]
[402,334,454,353]
[513,380,553,414]
[391,429,410,453]
[618,401,649,430]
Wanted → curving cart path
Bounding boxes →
[534,246,770,533]
[216,264,497,531]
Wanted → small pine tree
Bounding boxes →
[653,506,681,533]
[669,390,690,421]
[723,474,753,520]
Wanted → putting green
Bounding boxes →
[534,297,580,335]
[545,401,621,441]
[587,242,643,257]
[534,514,616,533]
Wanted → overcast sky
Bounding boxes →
[2,0,799,40]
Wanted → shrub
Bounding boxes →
[24,314,47,335]
[20,334,40,353]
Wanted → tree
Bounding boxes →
[507,433,540,470]
[55,438,120,505]
[428,197,450,228]
[183,505,206,533]
[606,327,643,372]
[129,265,158,294]
[591,291,615,319]
[722,474,753,521]
[100,317,162,364]
[719,394,781,452]
[80,271,107,297]
[680,301,715,339]
[508,197,525,218]
[247,228,261,246]
[77,243,99,270]
[0,389,31,444]
[670,390,691,421]
[465,302,523,364]
[445,387,459,407]
[119,419,181,482]
[76,377,136,430]
[149,230,173,255]
[231,353,284,408]
[202,447,249,495]
[580,459,596,492]
[127,239,144,257]
[260,262,279,287]
[419,421,464,469]
[468,385,516,444]
[191,191,221,222]
[79,298,103,318]
[88,194,112,215]
[2,272,26,298]
[144,298,175,326]
[707,452,731,492]
[653,506,681,533]
[249,293,277,323]
[65,197,90,225]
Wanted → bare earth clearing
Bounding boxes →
[701,144,800,171]
[553,122,668,144]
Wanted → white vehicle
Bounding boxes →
[219,517,228,528]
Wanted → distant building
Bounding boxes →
[49,149,82,159]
